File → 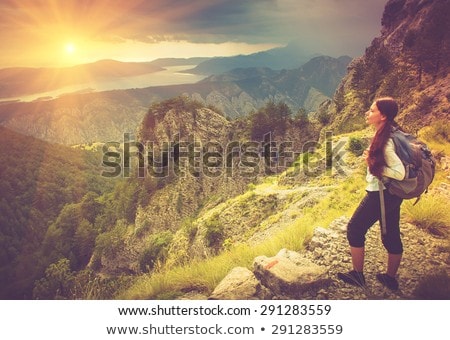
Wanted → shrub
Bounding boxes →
[33,258,74,299]
[416,94,434,113]
[316,109,330,125]
[347,137,368,156]
[181,217,197,242]
[139,231,173,272]
[204,216,224,249]
[421,119,450,143]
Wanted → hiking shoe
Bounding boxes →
[337,270,366,286]
[376,273,399,290]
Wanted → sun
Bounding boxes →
[64,42,76,55]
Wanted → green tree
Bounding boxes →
[33,258,74,299]
[293,108,309,128]
[73,219,97,267]
[80,192,102,224]
[250,101,292,140]
[42,204,82,263]
[113,179,140,223]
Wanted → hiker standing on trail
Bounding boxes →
[337,97,406,290]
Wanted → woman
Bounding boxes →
[337,97,405,290]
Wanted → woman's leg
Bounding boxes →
[387,253,402,277]
[378,192,403,290]
[350,246,365,272]
[376,253,402,290]
[338,192,380,286]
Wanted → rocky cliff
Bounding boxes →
[327,0,450,133]
[93,99,255,275]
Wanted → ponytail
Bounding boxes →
[367,97,399,179]
[367,120,392,178]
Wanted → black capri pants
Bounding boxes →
[347,190,403,254]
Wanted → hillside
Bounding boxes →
[0,127,116,298]
[119,125,450,300]
[0,95,321,299]
[198,55,351,115]
[326,0,450,133]
[89,96,322,277]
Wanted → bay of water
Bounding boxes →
[5,65,205,103]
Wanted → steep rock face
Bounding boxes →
[96,102,254,275]
[327,0,450,133]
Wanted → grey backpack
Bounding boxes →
[387,127,436,201]
[379,127,436,236]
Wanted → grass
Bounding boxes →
[403,193,450,237]
[419,119,450,155]
[402,122,450,237]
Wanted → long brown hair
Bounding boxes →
[367,97,399,178]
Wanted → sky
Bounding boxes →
[0,0,387,68]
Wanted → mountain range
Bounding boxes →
[182,40,319,75]
[0,40,318,101]
[0,55,351,145]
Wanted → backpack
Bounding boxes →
[386,127,436,202]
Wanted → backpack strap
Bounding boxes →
[411,143,423,168]
[378,179,387,237]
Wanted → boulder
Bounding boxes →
[253,249,332,298]
[208,267,272,300]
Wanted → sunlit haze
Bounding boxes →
[0,0,386,68]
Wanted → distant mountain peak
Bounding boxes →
[183,44,321,76]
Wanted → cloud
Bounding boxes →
[0,0,387,67]
[115,0,386,55]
